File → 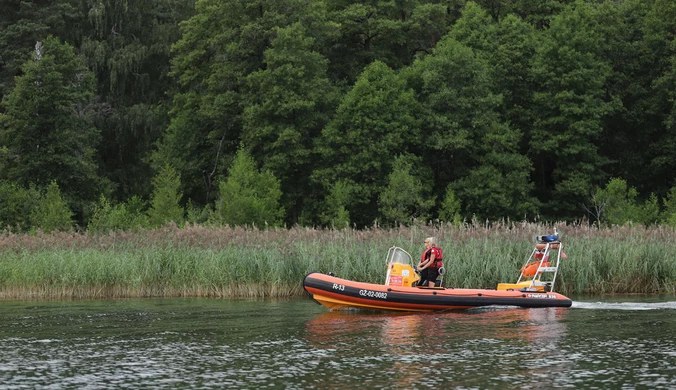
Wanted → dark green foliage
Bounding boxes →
[326,0,464,84]
[314,61,421,227]
[157,0,313,206]
[379,154,435,226]
[325,0,452,83]
[243,22,339,223]
[88,196,149,233]
[216,148,284,227]
[451,7,537,154]
[476,0,573,28]
[319,180,352,228]
[404,37,490,181]
[530,1,615,218]
[30,181,74,232]
[3,0,676,229]
[148,165,184,227]
[641,1,676,197]
[589,1,664,201]
[0,0,78,102]
[74,0,195,202]
[185,199,213,225]
[0,181,41,232]
[405,34,537,220]
[641,194,661,226]
[0,36,106,217]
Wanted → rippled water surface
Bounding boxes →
[1,296,675,388]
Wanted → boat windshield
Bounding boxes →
[386,247,413,266]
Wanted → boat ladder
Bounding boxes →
[516,240,564,292]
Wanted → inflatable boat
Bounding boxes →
[303,235,572,312]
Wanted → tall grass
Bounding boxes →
[0,221,675,299]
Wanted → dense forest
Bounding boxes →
[2,0,676,232]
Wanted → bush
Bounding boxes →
[30,181,73,232]
[0,181,40,231]
[88,195,149,232]
[662,187,676,227]
[592,178,661,226]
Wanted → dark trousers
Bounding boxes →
[418,267,439,286]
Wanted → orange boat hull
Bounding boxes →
[303,272,572,312]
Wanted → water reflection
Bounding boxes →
[304,307,571,387]
[306,306,569,346]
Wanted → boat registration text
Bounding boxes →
[359,289,387,299]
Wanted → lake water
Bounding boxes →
[1,296,675,388]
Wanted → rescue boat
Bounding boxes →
[303,234,572,312]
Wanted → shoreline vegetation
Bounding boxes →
[1,222,675,300]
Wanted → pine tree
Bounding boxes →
[30,181,73,232]
[147,164,184,227]
[319,180,353,229]
[0,36,105,218]
[379,155,435,226]
[217,148,284,227]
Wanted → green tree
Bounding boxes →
[88,195,149,233]
[319,180,352,229]
[476,0,572,28]
[530,1,615,218]
[30,181,73,232]
[0,1,78,101]
[405,35,537,220]
[589,0,666,203]
[0,36,106,218]
[185,199,213,225]
[243,22,338,223]
[590,178,648,226]
[314,61,420,227]
[408,2,461,56]
[641,193,661,226]
[0,181,41,232]
[157,0,316,206]
[147,164,184,227]
[324,0,459,84]
[644,1,676,198]
[439,184,462,225]
[448,2,497,54]
[455,9,537,156]
[379,155,435,226]
[75,0,195,202]
[217,148,284,227]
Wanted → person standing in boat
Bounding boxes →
[417,237,443,287]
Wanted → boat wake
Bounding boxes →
[572,301,676,310]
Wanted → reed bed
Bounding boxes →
[0,221,675,299]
